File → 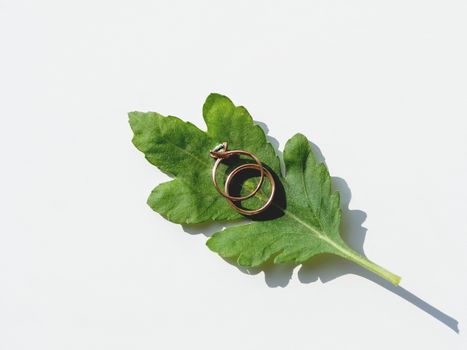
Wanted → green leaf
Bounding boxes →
[129,93,401,285]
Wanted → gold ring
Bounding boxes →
[210,142,275,215]
[210,143,264,201]
[224,163,276,216]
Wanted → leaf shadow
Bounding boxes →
[298,175,459,334]
[254,120,283,160]
[182,128,459,333]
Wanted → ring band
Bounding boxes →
[210,142,275,216]
[211,149,265,201]
[224,163,276,216]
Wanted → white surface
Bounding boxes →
[1,1,466,349]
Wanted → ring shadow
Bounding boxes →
[182,128,459,333]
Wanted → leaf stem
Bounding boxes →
[339,247,401,285]
[245,179,401,285]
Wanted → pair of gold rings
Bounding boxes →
[210,142,276,215]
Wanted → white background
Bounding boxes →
[1,1,466,349]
